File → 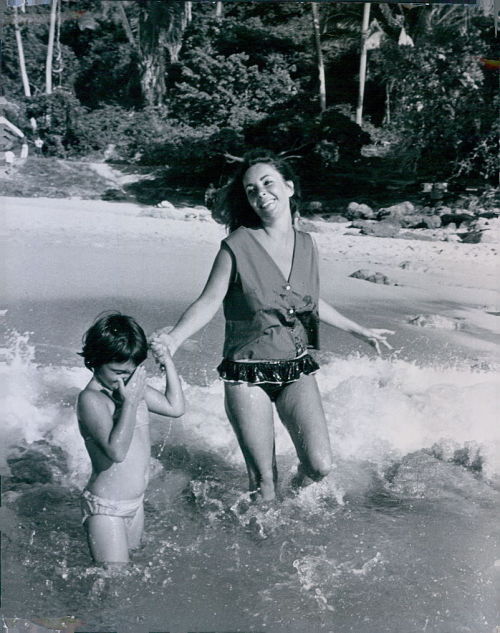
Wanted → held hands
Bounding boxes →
[150,333,176,367]
[116,365,147,404]
[353,328,395,355]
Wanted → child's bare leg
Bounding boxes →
[126,504,144,550]
[275,374,332,488]
[86,515,129,565]
[224,382,276,501]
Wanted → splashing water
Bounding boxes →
[1,332,499,633]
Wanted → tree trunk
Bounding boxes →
[138,1,189,106]
[356,3,371,126]
[13,7,31,98]
[311,3,326,112]
[165,2,190,63]
[46,0,58,94]
[139,52,167,108]
[117,2,137,50]
[13,7,38,136]
[215,2,223,18]
[384,82,391,126]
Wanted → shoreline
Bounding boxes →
[1,195,499,370]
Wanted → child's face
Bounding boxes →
[94,360,138,391]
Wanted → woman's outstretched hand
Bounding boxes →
[353,328,395,355]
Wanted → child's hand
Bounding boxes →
[117,366,146,404]
[150,334,175,365]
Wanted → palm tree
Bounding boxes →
[12,6,38,136]
[355,3,371,125]
[45,0,57,95]
[311,3,326,112]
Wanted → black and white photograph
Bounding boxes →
[0,1,499,632]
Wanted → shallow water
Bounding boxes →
[1,329,499,633]
[1,226,499,632]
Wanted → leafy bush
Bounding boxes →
[245,100,371,183]
[169,48,297,129]
[26,91,89,156]
[370,23,497,182]
[142,124,245,184]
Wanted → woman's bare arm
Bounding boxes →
[319,298,394,354]
[151,247,233,356]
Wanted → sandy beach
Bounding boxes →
[2,194,499,367]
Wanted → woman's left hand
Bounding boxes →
[354,328,395,355]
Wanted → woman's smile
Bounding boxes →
[243,163,294,221]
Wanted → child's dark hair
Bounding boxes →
[213,149,301,233]
[79,312,148,370]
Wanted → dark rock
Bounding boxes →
[399,232,440,242]
[303,201,324,215]
[359,220,400,238]
[324,214,348,223]
[101,188,128,201]
[459,231,483,244]
[349,269,393,285]
[405,215,442,229]
[377,201,416,222]
[346,201,375,220]
[421,215,442,229]
[7,441,69,484]
[408,314,464,329]
[440,213,474,228]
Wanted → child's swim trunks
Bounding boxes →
[81,489,144,526]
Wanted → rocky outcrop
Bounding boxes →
[346,201,375,220]
[408,314,464,330]
[377,201,416,223]
[349,269,394,285]
[354,220,401,238]
[459,217,500,243]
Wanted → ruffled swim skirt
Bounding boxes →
[217,353,319,385]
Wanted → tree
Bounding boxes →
[311,3,326,112]
[45,0,57,95]
[355,3,371,125]
[12,6,38,136]
[136,0,190,106]
[12,6,32,99]
[108,0,190,106]
[370,20,493,180]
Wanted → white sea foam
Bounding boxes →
[1,332,499,488]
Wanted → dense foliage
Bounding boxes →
[1,1,497,189]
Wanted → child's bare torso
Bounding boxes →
[78,385,151,500]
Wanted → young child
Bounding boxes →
[77,312,184,566]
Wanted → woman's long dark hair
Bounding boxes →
[213,150,301,233]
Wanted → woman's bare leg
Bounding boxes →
[275,373,332,487]
[224,382,277,500]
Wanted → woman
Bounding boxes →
[151,150,393,501]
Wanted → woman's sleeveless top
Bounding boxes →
[221,226,320,361]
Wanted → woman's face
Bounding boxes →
[242,163,294,223]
